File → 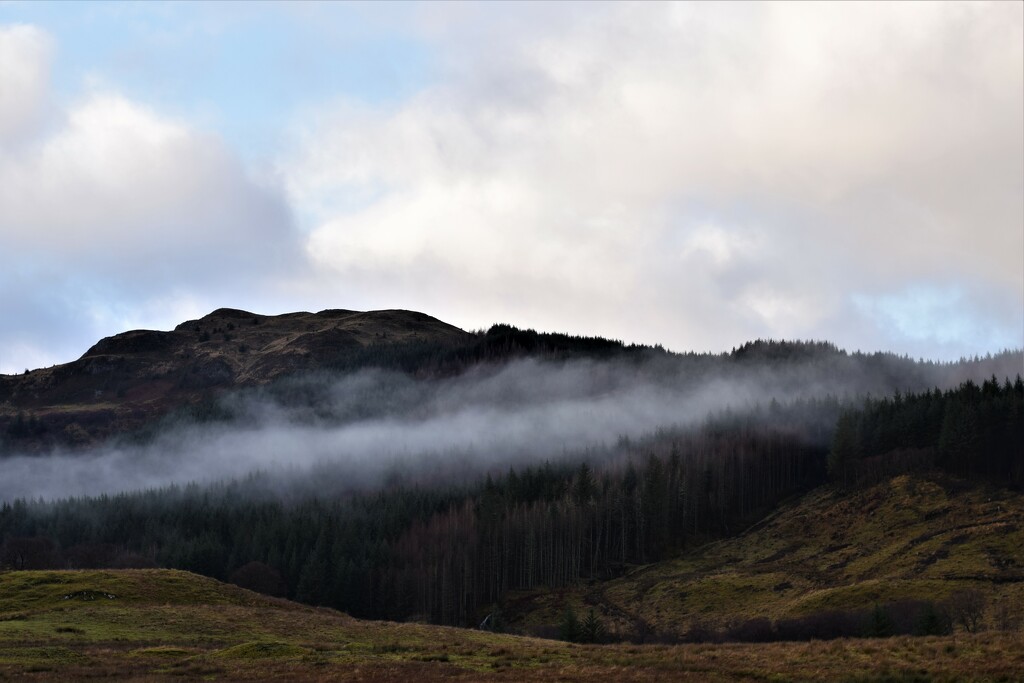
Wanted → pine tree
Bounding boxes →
[864,603,894,638]
[915,602,951,636]
[559,606,581,642]
[828,412,859,486]
[581,608,606,643]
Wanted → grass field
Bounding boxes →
[1,568,1022,681]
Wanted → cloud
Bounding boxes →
[1,5,1021,373]
[1,93,294,279]
[5,349,1018,502]
[0,24,299,373]
[0,24,52,145]
[853,284,1022,357]
[285,2,1023,358]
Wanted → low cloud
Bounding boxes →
[2,349,1019,502]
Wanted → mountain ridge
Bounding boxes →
[1,307,1021,453]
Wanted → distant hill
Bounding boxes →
[0,308,469,449]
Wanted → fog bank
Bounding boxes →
[1,351,1019,502]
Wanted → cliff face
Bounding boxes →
[0,308,470,450]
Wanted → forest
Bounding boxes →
[1,371,1020,636]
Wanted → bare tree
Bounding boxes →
[946,589,986,633]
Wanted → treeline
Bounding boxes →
[829,377,1024,488]
[117,335,1020,456]
[0,421,823,626]
[3,412,47,440]
[321,329,1020,386]
[323,324,659,378]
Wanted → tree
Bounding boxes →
[581,609,607,644]
[828,413,859,486]
[938,401,977,466]
[0,536,60,570]
[573,463,595,505]
[947,590,985,633]
[915,601,951,636]
[559,606,582,643]
[230,561,287,597]
[864,603,894,638]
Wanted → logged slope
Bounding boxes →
[506,474,1024,639]
[0,308,469,449]
[0,569,1021,682]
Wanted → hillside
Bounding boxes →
[0,308,469,449]
[505,474,1024,640]
[0,569,1021,681]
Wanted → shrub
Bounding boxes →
[775,609,865,641]
[725,617,774,642]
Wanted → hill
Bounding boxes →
[0,569,1021,681]
[504,473,1024,641]
[0,308,469,449]
[1,307,1019,453]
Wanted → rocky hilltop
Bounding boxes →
[0,308,469,449]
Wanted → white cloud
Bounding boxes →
[0,24,51,145]
[1,92,293,269]
[680,225,756,268]
[1,4,1021,372]
[285,1,1023,358]
[0,25,298,373]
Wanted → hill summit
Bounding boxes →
[0,308,469,448]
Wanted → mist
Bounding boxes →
[1,349,1020,502]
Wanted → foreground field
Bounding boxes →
[0,570,1022,681]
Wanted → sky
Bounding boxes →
[0,1,1021,373]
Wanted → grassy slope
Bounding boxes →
[506,474,1024,638]
[0,568,1022,681]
